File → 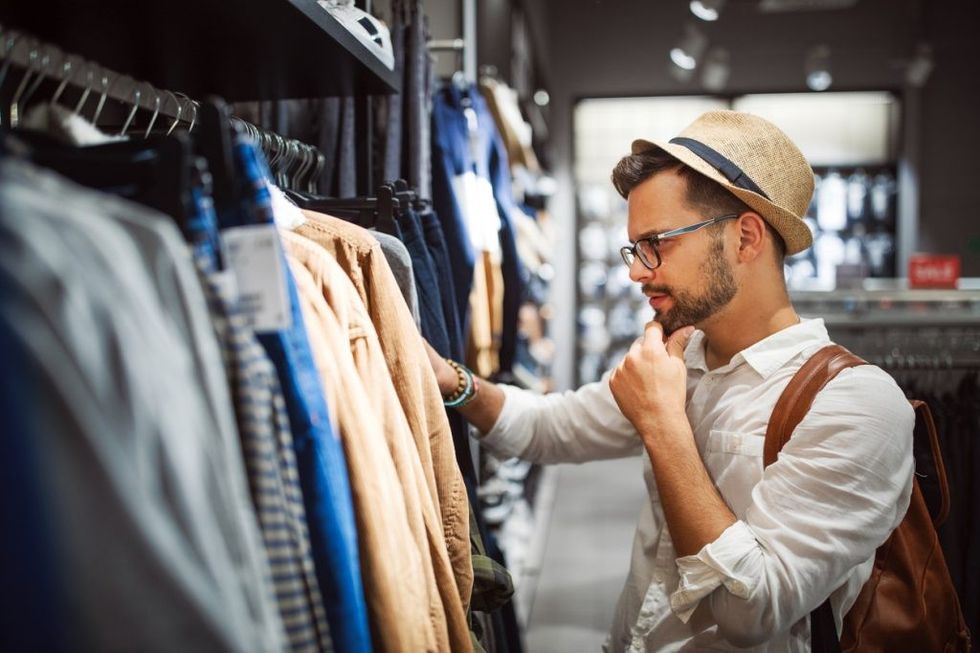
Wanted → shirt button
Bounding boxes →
[730,580,747,594]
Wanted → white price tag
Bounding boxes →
[209,269,239,303]
[220,224,291,333]
[451,171,502,254]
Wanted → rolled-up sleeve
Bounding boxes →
[480,372,644,464]
[669,366,915,647]
[670,521,757,622]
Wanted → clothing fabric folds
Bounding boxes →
[2,104,527,652]
[0,158,286,653]
[216,141,372,653]
[293,212,474,652]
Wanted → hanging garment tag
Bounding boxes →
[220,224,291,332]
[210,269,240,304]
[464,106,482,165]
[452,171,502,254]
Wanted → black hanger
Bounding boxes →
[391,178,431,212]
[392,178,417,210]
[10,128,193,223]
[286,183,401,233]
[195,97,238,215]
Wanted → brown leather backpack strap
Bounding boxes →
[910,399,952,527]
[763,344,868,468]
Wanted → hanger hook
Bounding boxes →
[20,47,53,111]
[118,81,141,136]
[0,32,25,128]
[90,71,111,125]
[163,90,183,135]
[51,54,77,106]
[304,144,317,191]
[142,82,161,138]
[298,142,312,190]
[73,63,95,116]
[173,92,194,131]
[9,39,40,127]
[310,151,325,193]
[188,99,199,132]
[294,143,308,190]
[0,32,23,87]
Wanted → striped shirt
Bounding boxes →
[189,178,333,652]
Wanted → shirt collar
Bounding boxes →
[685,329,710,373]
[685,318,830,379]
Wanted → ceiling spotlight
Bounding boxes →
[805,44,832,91]
[905,43,934,87]
[700,47,731,92]
[670,24,708,71]
[690,0,725,21]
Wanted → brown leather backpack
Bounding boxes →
[765,344,971,652]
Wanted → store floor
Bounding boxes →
[525,456,647,652]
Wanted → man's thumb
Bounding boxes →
[666,325,695,358]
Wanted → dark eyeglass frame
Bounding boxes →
[620,213,740,270]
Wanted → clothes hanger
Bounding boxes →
[13,126,194,222]
[15,47,53,121]
[87,70,112,128]
[195,97,237,215]
[116,81,141,136]
[308,151,325,194]
[7,57,195,223]
[288,183,400,231]
[0,32,24,129]
[173,92,198,133]
[7,39,43,128]
[162,90,183,136]
[49,55,81,109]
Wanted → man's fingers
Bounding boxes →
[666,325,696,359]
[642,320,666,348]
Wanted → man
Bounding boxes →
[427,111,914,651]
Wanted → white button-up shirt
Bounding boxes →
[482,319,914,651]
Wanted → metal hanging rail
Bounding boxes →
[0,24,327,191]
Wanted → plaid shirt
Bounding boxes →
[467,508,514,614]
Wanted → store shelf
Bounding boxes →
[793,281,980,328]
[0,0,399,101]
[811,314,980,328]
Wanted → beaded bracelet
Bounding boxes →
[444,359,479,408]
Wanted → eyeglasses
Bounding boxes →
[620,214,739,270]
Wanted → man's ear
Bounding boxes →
[735,212,766,263]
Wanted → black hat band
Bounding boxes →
[669,137,770,200]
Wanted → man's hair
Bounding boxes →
[611,147,787,262]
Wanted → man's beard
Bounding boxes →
[646,238,738,335]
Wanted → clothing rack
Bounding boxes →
[428,37,470,91]
[827,323,980,371]
[0,25,325,192]
[287,178,428,234]
[427,39,466,52]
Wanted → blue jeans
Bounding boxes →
[430,82,525,376]
[420,209,465,361]
[399,207,452,358]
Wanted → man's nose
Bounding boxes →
[628,256,655,284]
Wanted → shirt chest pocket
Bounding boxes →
[703,430,765,518]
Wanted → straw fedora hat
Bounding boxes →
[631,110,815,255]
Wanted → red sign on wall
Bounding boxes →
[908,255,960,289]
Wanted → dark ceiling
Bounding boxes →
[538,0,974,97]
